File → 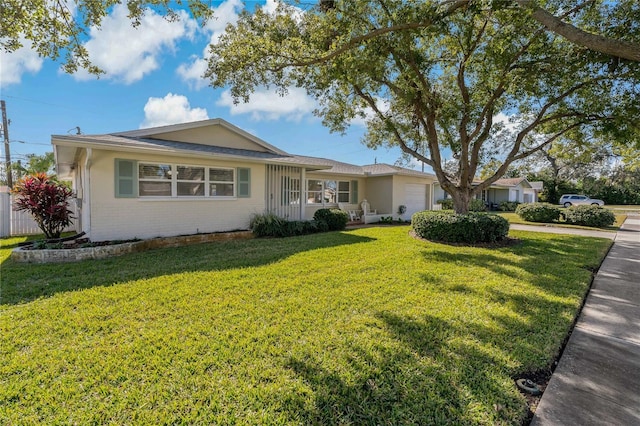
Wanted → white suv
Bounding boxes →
[559,194,605,207]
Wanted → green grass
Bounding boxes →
[497,212,626,231]
[1,228,612,424]
[606,205,640,214]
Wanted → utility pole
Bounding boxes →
[1,100,12,188]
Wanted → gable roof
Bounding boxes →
[51,118,436,180]
[491,178,532,188]
[113,118,288,155]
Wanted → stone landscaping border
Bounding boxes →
[11,231,254,264]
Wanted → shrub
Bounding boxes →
[378,216,394,224]
[412,211,509,244]
[250,213,288,237]
[12,173,74,239]
[499,201,520,212]
[313,208,349,231]
[562,205,615,228]
[436,199,453,210]
[250,213,333,238]
[436,199,485,212]
[469,199,487,212]
[516,203,561,223]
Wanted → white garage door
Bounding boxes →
[404,184,427,217]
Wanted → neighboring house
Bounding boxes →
[433,178,542,207]
[52,119,437,241]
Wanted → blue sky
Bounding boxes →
[0,0,414,169]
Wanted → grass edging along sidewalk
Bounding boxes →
[0,227,612,424]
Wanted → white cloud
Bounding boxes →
[216,87,315,121]
[140,93,209,128]
[0,40,44,88]
[74,4,196,84]
[493,112,521,133]
[177,0,243,89]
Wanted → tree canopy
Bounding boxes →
[3,1,640,213]
[1,0,212,74]
[3,1,639,74]
[207,1,640,212]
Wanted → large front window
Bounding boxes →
[138,163,236,198]
[306,180,341,205]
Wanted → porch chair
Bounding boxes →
[338,203,362,222]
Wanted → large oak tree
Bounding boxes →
[206,1,639,213]
[3,1,639,213]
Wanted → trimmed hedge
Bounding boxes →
[516,203,561,223]
[436,199,486,212]
[251,209,348,238]
[412,211,509,244]
[469,199,487,212]
[250,213,329,237]
[436,199,453,210]
[499,201,521,212]
[313,208,349,231]
[562,205,615,228]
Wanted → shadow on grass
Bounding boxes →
[282,312,523,424]
[0,231,375,306]
[419,234,611,299]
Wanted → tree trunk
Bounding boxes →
[449,188,472,214]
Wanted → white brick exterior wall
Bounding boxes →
[86,150,265,241]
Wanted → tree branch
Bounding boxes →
[516,0,640,62]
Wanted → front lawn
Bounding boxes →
[0,227,611,424]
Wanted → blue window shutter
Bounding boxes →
[237,168,251,198]
[350,180,359,204]
[115,159,137,198]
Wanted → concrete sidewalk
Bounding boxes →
[531,217,640,425]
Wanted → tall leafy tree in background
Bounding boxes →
[13,152,56,179]
[207,1,639,213]
[3,1,639,213]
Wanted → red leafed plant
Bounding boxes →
[12,173,74,239]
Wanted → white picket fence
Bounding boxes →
[0,192,78,237]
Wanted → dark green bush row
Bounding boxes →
[516,203,615,228]
[436,199,454,210]
[516,203,561,223]
[251,209,348,238]
[499,201,521,212]
[562,205,615,227]
[412,211,509,244]
[436,198,487,212]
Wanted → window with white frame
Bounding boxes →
[177,166,205,196]
[337,181,350,203]
[134,162,241,198]
[209,168,235,197]
[306,179,339,205]
[139,163,172,197]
